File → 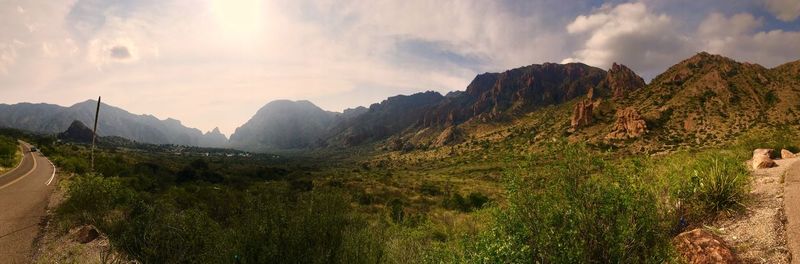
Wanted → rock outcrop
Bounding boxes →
[571,63,643,130]
[74,226,100,244]
[570,98,594,129]
[57,120,95,143]
[673,228,738,264]
[605,107,647,140]
[781,149,796,159]
[752,149,777,169]
[606,63,646,99]
[423,63,607,126]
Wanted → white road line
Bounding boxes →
[45,159,55,186]
[0,148,37,190]
[0,143,27,178]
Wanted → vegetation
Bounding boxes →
[0,135,19,168]
[0,122,787,263]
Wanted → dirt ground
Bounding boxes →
[711,157,797,263]
[32,175,131,264]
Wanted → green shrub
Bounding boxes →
[461,142,673,263]
[57,173,133,226]
[675,154,749,220]
[442,192,490,212]
[467,192,490,209]
[389,198,405,223]
[420,182,442,196]
[113,202,227,263]
[0,135,18,168]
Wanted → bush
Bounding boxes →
[462,142,673,263]
[443,192,490,212]
[0,135,18,168]
[420,182,442,196]
[113,201,227,263]
[467,192,490,209]
[675,154,750,220]
[57,174,133,226]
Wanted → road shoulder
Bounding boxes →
[785,159,800,264]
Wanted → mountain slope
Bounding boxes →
[328,91,445,146]
[229,100,338,151]
[0,100,220,147]
[422,63,607,126]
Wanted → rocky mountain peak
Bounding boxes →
[606,62,645,99]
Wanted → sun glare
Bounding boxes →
[210,0,264,36]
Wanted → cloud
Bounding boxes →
[0,41,22,74]
[109,45,131,59]
[698,12,800,67]
[1,0,799,135]
[762,0,800,21]
[563,2,692,79]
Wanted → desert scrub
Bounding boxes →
[674,154,750,221]
[56,173,133,228]
[458,141,674,263]
[0,135,18,168]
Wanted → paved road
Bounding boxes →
[0,141,57,264]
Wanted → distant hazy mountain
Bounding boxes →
[199,127,228,148]
[229,100,338,151]
[0,100,226,147]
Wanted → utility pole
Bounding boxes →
[91,96,101,172]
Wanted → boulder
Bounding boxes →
[673,228,738,264]
[781,149,796,159]
[752,149,776,169]
[605,107,647,140]
[570,98,594,129]
[74,225,100,244]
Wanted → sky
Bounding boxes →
[0,0,799,136]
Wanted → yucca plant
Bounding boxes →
[680,156,749,219]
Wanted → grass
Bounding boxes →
[4,123,782,263]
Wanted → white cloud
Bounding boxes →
[0,41,22,74]
[698,12,800,67]
[0,0,578,134]
[563,2,692,78]
[762,0,800,21]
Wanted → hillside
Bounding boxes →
[565,52,800,154]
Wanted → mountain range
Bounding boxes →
[0,100,226,147]
[1,52,798,153]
